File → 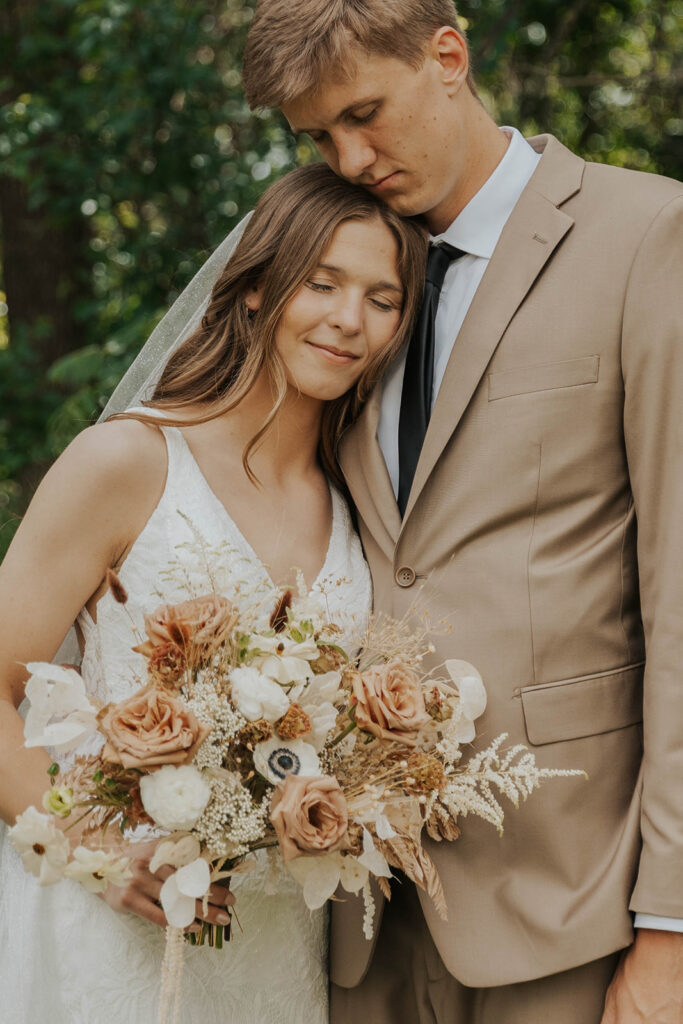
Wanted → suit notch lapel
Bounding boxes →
[339,390,402,553]
[403,190,575,523]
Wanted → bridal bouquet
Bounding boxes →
[11,563,581,1016]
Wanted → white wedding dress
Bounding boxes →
[0,423,372,1024]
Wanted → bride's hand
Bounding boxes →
[97,838,235,931]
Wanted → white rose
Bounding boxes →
[139,764,211,831]
[231,666,290,722]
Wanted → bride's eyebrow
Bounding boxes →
[316,263,403,293]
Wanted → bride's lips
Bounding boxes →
[306,341,359,365]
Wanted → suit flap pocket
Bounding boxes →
[488,355,600,401]
[520,663,643,746]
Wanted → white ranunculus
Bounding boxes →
[24,662,98,754]
[445,660,487,743]
[139,764,211,831]
[253,736,320,785]
[64,846,133,892]
[9,806,70,885]
[160,857,211,928]
[230,666,290,723]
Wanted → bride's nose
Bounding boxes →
[329,291,362,336]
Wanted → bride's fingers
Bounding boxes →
[193,897,233,926]
[101,884,168,929]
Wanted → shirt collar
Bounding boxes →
[431,127,542,259]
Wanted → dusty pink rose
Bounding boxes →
[134,594,237,665]
[270,775,349,862]
[98,687,211,769]
[352,659,430,746]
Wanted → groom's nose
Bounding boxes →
[334,131,376,181]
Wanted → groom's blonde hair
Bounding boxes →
[242,0,473,110]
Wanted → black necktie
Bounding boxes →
[397,242,465,516]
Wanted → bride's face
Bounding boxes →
[272,216,403,402]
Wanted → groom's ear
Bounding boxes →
[429,26,470,95]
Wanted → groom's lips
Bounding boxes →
[365,171,401,192]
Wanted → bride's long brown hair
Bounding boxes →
[119,163,428,484]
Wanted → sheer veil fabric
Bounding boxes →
[101,212,252,417]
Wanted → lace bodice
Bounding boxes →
[0,423,372,1024]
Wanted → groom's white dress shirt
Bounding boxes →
[377,125,682,936]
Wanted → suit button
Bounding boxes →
[395,565,416,588]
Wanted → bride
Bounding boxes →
[0,163,427,1023]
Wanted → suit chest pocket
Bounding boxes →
[487,355,600,401]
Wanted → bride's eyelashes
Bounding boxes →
[305,280,399,313]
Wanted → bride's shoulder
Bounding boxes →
[59,417,168,492]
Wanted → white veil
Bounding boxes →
[99,212,252,418]
[55,212,252,664]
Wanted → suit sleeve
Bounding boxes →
[621,194,683,917]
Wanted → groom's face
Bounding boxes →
[282,46,469,232]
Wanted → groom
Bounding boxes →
[241,2,683,1021]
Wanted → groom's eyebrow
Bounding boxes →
[290,97,380,136]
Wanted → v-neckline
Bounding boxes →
[174,427,338,593]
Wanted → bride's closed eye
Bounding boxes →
[306,280,335,293]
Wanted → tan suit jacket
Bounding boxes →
[331,135,683,989]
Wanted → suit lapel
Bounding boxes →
[339,387,402,556]
[402,135,584,522]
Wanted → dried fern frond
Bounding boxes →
[440,734,586,836]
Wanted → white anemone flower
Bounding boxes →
[251,635,319,685]
[160,857,211,928]
[253,736,320,785]
[291,670,342,750]
[139,764,211,831]
[24,662,98,754]
[445,660,487,743]
[9,806,70,885]
[230,666,290,723]
[64,846,133,892]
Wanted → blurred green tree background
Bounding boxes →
[0,0,681,555]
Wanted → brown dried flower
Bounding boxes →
[403,753,446,794]
[426,803,461,843]
[106,567,129,605]
[276,703,313,741]
[134,594,237,667]
[352,660,431,747]
[270,590,293,634]
[309,645,347,674]
[238,719,274,750]
[147,642,188,686]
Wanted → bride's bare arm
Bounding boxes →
[0,419,166,823]
[0,420,232,927]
